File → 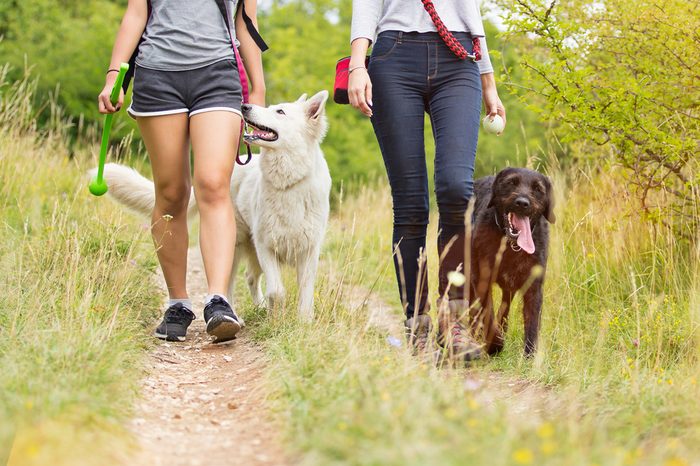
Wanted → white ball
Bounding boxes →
[482,115,505,134]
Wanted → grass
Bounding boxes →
[0,71,159,465]
[1,68,699,465]
[244,164,700,465]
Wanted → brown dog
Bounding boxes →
[469,168,556,356]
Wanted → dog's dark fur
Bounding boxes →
[469,167,556,356]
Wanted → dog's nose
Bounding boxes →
[515,197,530,209]
[241,104,252,114]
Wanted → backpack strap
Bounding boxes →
[239,1,268,52]
[214,0,268,52]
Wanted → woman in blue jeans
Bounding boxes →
[348,0,506,360]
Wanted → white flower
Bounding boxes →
[447,271,466,287]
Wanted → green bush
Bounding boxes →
[495,0,699,225]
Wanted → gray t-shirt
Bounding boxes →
[136,0,237,71]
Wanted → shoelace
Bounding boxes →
[421,0,482,61]
[165,305,195,323]
[205,296,226,310]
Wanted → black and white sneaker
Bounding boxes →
[203,296,241,343]
[154,303,196,342]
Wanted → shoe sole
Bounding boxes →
[206,315,241,343]
[154,331,186,342]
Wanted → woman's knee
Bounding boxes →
[435,178,473,221]
[193,174,231,206]
[154,181,191,213]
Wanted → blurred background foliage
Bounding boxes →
[2,0,695,226]
[0,0,549,192]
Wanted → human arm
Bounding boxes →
[348,38,373,117]
[236,0,266,106]
[348,0,381,117]
[481,72,506,134]
[98,0,148,114]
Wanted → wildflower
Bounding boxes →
[337,422,348,431]
[540,441,556,455]
[447,271,466,287]
[512,448,534,464]
[666,438,680,450]
[386,336,402,348]
[537,422,554,439]
[467,397,479,410]
[381,392,390,401]
[443,407,458,419]
[664,457,689,466]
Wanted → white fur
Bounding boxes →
[92,90,331,321]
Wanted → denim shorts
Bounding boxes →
[128,58,243,118]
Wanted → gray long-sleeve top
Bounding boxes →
[351,0,494,74]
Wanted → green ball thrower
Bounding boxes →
[89,63,129,196]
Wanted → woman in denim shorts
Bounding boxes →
[98,0,265,343]
[348,0,507,361]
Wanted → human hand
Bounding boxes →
[98,72,125,114]
[248,88,266,107]
[348,67,373,117]
[482,75,506,134]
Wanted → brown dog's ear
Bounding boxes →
[544,176,556,224]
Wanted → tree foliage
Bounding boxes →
[496,0,700,224]
[0,0,549,191]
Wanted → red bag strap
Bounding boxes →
[420,0,481,61]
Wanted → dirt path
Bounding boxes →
[342,279,562,428]
[128,248,292,466]
[128,246,557,465]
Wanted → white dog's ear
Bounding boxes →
[296,93,308,102]
[306,90,329,120]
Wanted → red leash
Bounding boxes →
[233,44,253,165]
[421,0,482,61]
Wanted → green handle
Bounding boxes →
[90,63,129,196]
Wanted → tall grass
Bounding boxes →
[0,71,158,465]
[246,162,700,465]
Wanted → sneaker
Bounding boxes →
[154,303,196,342]
[203,296,241,343]
[404,314,432,354]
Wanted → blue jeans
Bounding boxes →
[369,31,482,319]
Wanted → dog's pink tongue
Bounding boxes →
[512,214,535,254]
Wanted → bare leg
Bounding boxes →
[137,114,191,299]
[190,111,240,297]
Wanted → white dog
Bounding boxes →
[98,90,332,321]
